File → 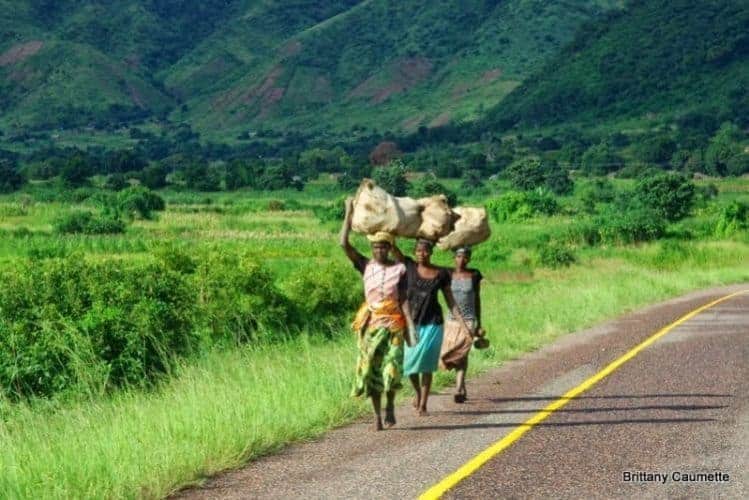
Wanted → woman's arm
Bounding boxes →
[398,277,416,346]
[474,278,483,336]
[339,197,366,268]
[390,243,406,263]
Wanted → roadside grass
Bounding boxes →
[1,240,748,499]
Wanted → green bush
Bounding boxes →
[190,251,294,345]
[116,186,166,220]
[595,207,666,244]
[0,258,197,399]
[54,211,126,235]
[281,262,361,330]
[633,173,695,222]
[714,201,748,237]
[537,243,576,268]
[486,190,559,222]
[314,196,346,223]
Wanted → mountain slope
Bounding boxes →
[0,0,619,136]
[478,0,749,132]
[179,0,622,137]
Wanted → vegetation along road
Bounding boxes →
[179,285,748,499]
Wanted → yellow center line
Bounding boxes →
[419,289,749,500]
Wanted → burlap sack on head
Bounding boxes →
[437,206,491,250]
[351,179,459,239]
[351,179,421,237]
[417,195,460,241]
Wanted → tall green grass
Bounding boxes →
[2,243,748,499]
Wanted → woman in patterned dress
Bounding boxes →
[340,198,415,430]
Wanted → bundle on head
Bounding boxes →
[351,179,458,240]
[437,206,491,251]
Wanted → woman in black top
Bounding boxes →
[398,239,470,416]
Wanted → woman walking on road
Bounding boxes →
[340,199,414,431]
[399,239,470,416]
[440,246,485,403]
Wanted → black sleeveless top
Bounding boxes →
[405,258,451,326]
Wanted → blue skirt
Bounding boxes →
[404,324,444,375]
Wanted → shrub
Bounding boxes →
[191,251,294,345]
[117,186,166,219]
[486,190,559,222]
[714,201,748,237]
[372,159,410,196]
[54,211,126,235]
[408,173,458,206]
[581,142,624,175]
[314,196,346,224]
[537,243,576,268]
[0,258,198,399]
[595,207,666,244]
[633,173,695,222]
[0,158,25,193]
[282,263,361,330]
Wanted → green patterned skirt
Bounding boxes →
[351,326,404,397]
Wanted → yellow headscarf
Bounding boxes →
[366,231,395,245]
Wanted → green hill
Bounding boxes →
[479,0,749,133]
[0,0,620,138]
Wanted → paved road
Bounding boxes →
[177,285,748,500]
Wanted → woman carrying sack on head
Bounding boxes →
[340,198,415,431]
[440,245,486,403]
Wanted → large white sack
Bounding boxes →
[417,195,459,240]
[437,206,491,250]
[351,179,458,239]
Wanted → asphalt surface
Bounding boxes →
[176,284,748,500]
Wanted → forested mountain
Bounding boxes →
[478,0,749,133]
[0,0,620,137]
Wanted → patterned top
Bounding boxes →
[448,270,482,321]
[354,258,407,330]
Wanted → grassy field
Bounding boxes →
[1,177,748,498]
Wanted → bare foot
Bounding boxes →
[418,407,428,417]
[374,417,383,431]
[384,408,396,428]
[412,396,419,408]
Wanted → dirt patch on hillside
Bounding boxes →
[401,115,424,132]
[349,57,433,104]
[280,40,302,58]
[451,68,502,97]
[0,41,44,67]
[429,112,450,128]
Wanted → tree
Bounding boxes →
[408,173,457,206]
[224,160,249,190]
[581,142,624,175]
[705,122,744,175]
[0,158,25,193]
[369,141,402,166]
[139,163,170,189]
[182,159,220,191]
[632,135,676,164]
[633,173,695,222]
[505,157,546,191]
[372,160,409,196]
[60,154,92,187]
[105,173,128,191]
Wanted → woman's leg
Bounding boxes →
[370,391,383,431]
[419,373,432,415]
[454,358,468,403]
[409,374,421,410]
[384,390,396,427]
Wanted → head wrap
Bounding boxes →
[454,245,472,256]
[366,231,395,245]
